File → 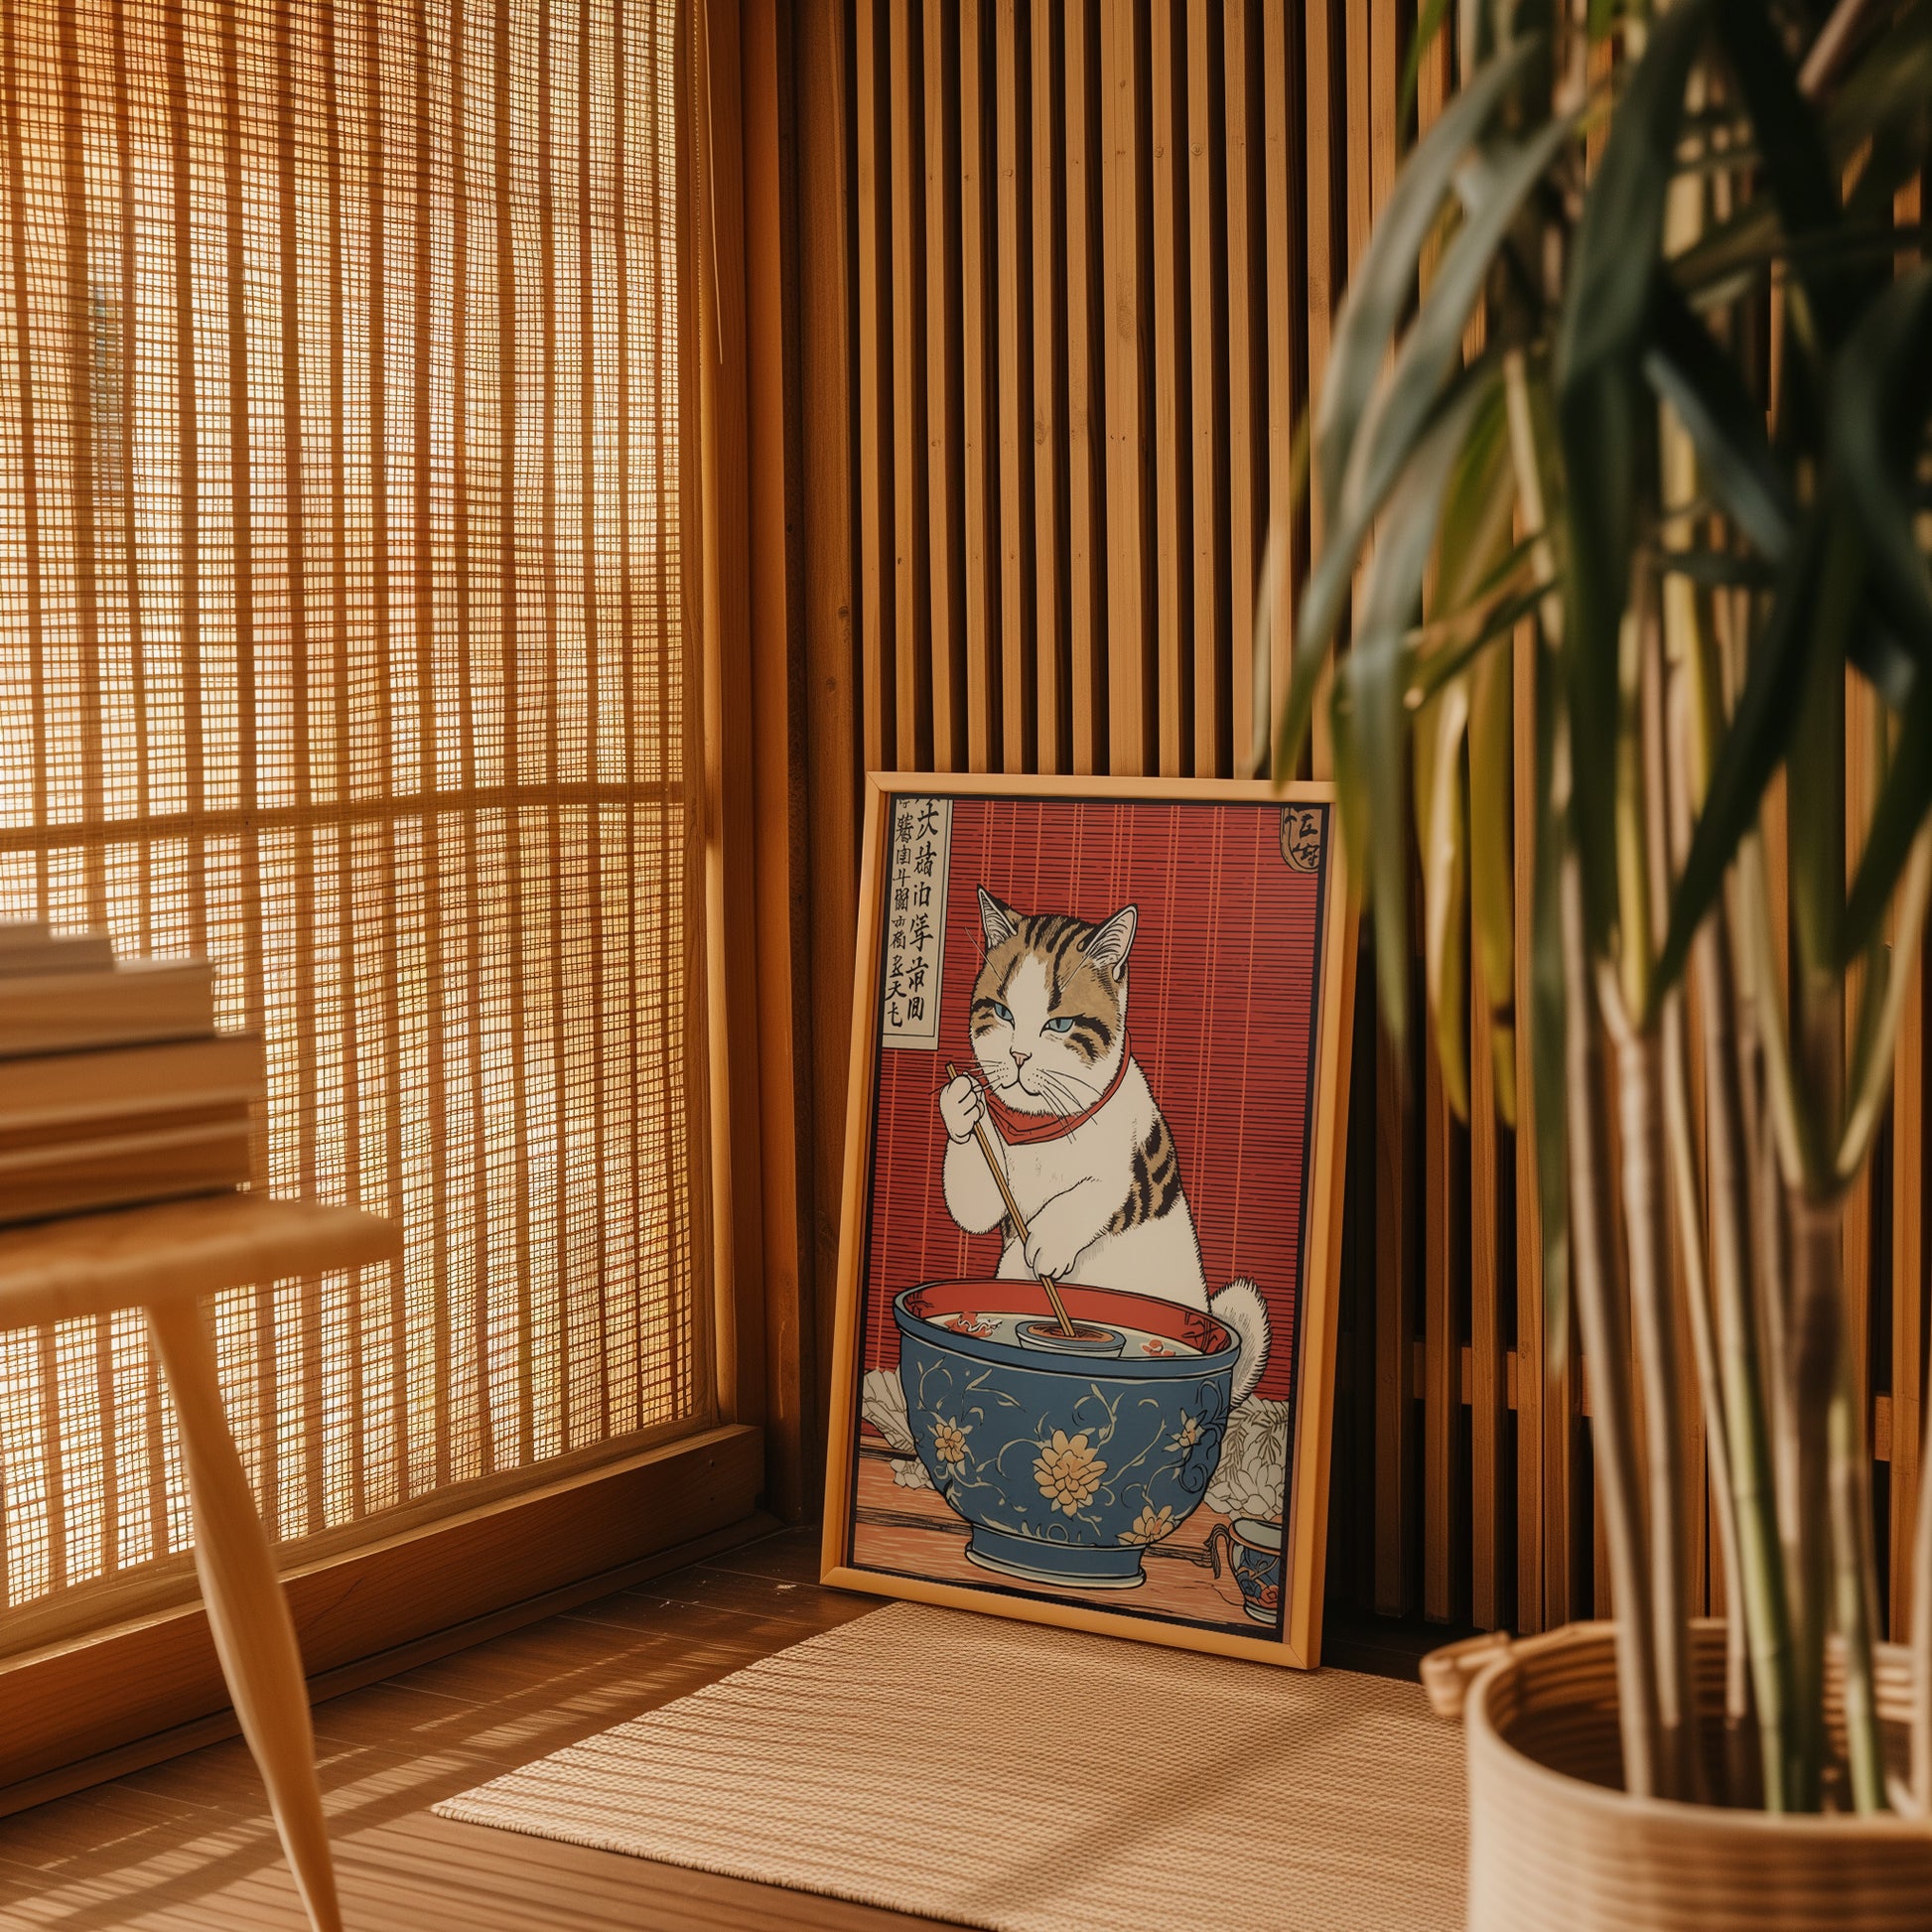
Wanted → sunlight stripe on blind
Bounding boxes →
[0,0,702,1648]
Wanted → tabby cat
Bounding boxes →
[937,888,1270,1403]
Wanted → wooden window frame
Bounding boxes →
[0,0,813,1808]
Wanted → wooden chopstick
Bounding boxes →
[946,1061,1079,1337]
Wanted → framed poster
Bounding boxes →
[821,774,1356,1667]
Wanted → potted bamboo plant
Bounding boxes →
[1278,0,1932,1921]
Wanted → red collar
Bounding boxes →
[979,1040,1130,1146]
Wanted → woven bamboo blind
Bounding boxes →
[0,0,702,1645]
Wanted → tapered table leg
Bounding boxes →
[147,1294,343,1932]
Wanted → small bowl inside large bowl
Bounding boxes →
[894,1279,1237,1590]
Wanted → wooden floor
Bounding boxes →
[0,1521,1440,1929]
[0,1525,940,1931]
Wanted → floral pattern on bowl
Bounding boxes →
[894,1278,1238,1591]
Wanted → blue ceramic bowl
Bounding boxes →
[894,1279,1237,1590]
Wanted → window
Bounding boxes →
[0,0,703,1647]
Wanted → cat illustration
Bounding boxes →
[937,887,1271,1404]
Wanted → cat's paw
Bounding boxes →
[939,1074,985,1143]
[1024,1210,1084,1283]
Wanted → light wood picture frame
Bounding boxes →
[821,774,1357,1667]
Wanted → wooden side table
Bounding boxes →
[0,1193,401,1932]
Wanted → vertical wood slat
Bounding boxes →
[1424,1015,1456,1622]
[1843,670,1875,1406]
[1031,0,1065,774]
[744,0,814,1516]
[1222,0,1261,778]
[1062,0,1105,777]
[1470,927,1507,1630]
[923,0,964,772]
[889,3,928,770]
[853,0,893,775]
[1100,0,1150,776]
[1148,0,1186,778]
[1186,3,1225,779]
[958,0,998,772]
[1891,170,1926,1642]
[995,0,1033,772]
[1261,3,1296,771]
[794,0,857,1475]
[1416,21,1456,1628]
[1356,0,1415,1622]
[1302,0,1336,591]
[1892,939,1926,1638]
[1514,614,1553,1633]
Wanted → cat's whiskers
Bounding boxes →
[1038,1080,1076,1120]
[1035,1069,1088,1121]
[1045,1063,1103,1099]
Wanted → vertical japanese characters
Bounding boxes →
[881,798,951,1051]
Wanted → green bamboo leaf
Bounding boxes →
[1831,266,1932,669]
[1672,0,1932,308]
[1531,626,1569,1371]
[1406,587,1538,718]
[1458,0,1497,89]
[1286,119,1568,774]
[1643,280,1794,557]
[1655,509,1830,992]
[1314,39,1538,525]
[1434,372,1518,612]
[1468,638,1517,1129]
[1558,0,1714,950]
[1422,682,1471,1119]
[1409,584,1541,708]
[1428,366,1516,1125]
[1560,0,1714,389]
[1827,0,1932,222]
[1785,521,1859,983]
[1346,371,1503,1043]
[1645,274,1921,707]
[1713,0,1861,348]
[1338,117,1569,561]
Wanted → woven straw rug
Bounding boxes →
[435,1601,1466,1931]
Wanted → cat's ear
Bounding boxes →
[977,888,1022,948]
[1084,904,1138,980]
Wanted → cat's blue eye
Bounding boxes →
[993,1001,1014,1025]
[1042,1016,1075,1035]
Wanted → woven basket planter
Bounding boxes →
[1423,1619,1932,1931]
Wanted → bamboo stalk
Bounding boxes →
[1660,661,1749,1777]
[1664,986,1753,1788]
[1603,586,1699,1801]
[1831,1359,1887,1812]
[1699,874,1796,1810]
[1564,842,1663,1798]
[1786,1181,1838,1812]
[1605,985,1700,1801]
[1671,636,1795,1810]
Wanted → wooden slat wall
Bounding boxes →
[786,2,1930,1639]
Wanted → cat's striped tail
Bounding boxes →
[1209,1278,1271,1406]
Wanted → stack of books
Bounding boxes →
[0,922,262,1225]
